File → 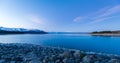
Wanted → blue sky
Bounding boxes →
[0,0,120,32]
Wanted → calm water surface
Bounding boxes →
[0,34,120,55]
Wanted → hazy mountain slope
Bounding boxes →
[0,27,47,34]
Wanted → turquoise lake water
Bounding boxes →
[0,34,120,55]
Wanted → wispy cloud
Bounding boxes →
[90,16,116,24]
[28,15,45,25]
[97,5,120,18]
[74,5,120,23]
[73,17,86,22]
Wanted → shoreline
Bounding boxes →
[0,43,120,63]
[91,33,120,37]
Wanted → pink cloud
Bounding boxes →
[28,15,45,25]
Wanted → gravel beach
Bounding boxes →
[0,43,120,63]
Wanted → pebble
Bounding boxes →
[0,43,120,63]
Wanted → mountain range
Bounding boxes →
[0,27,47,34]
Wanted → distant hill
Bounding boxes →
[91,30,120,34]
[0,27,47,34]
[91,30,120,36]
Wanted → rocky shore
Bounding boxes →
[0,43,120,63]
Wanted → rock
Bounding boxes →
[74,50,81,58]
[82,55,94,63]
[108,59,120,63]
[0,60,5,63]
[15,55,24,63]
[94,61,101,63]
[63,50,70,58]
[63,58,69,63]
[0,43,120,63]
[55,59,60,63]
[43,59,48,63]
[68,58,75,63]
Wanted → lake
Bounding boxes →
[0,34,120,55]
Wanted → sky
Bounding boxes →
[0,0,120,32]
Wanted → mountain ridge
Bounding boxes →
[0,27,47,34]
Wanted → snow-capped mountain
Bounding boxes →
[0,27,47,34]
[0,27,27,32]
